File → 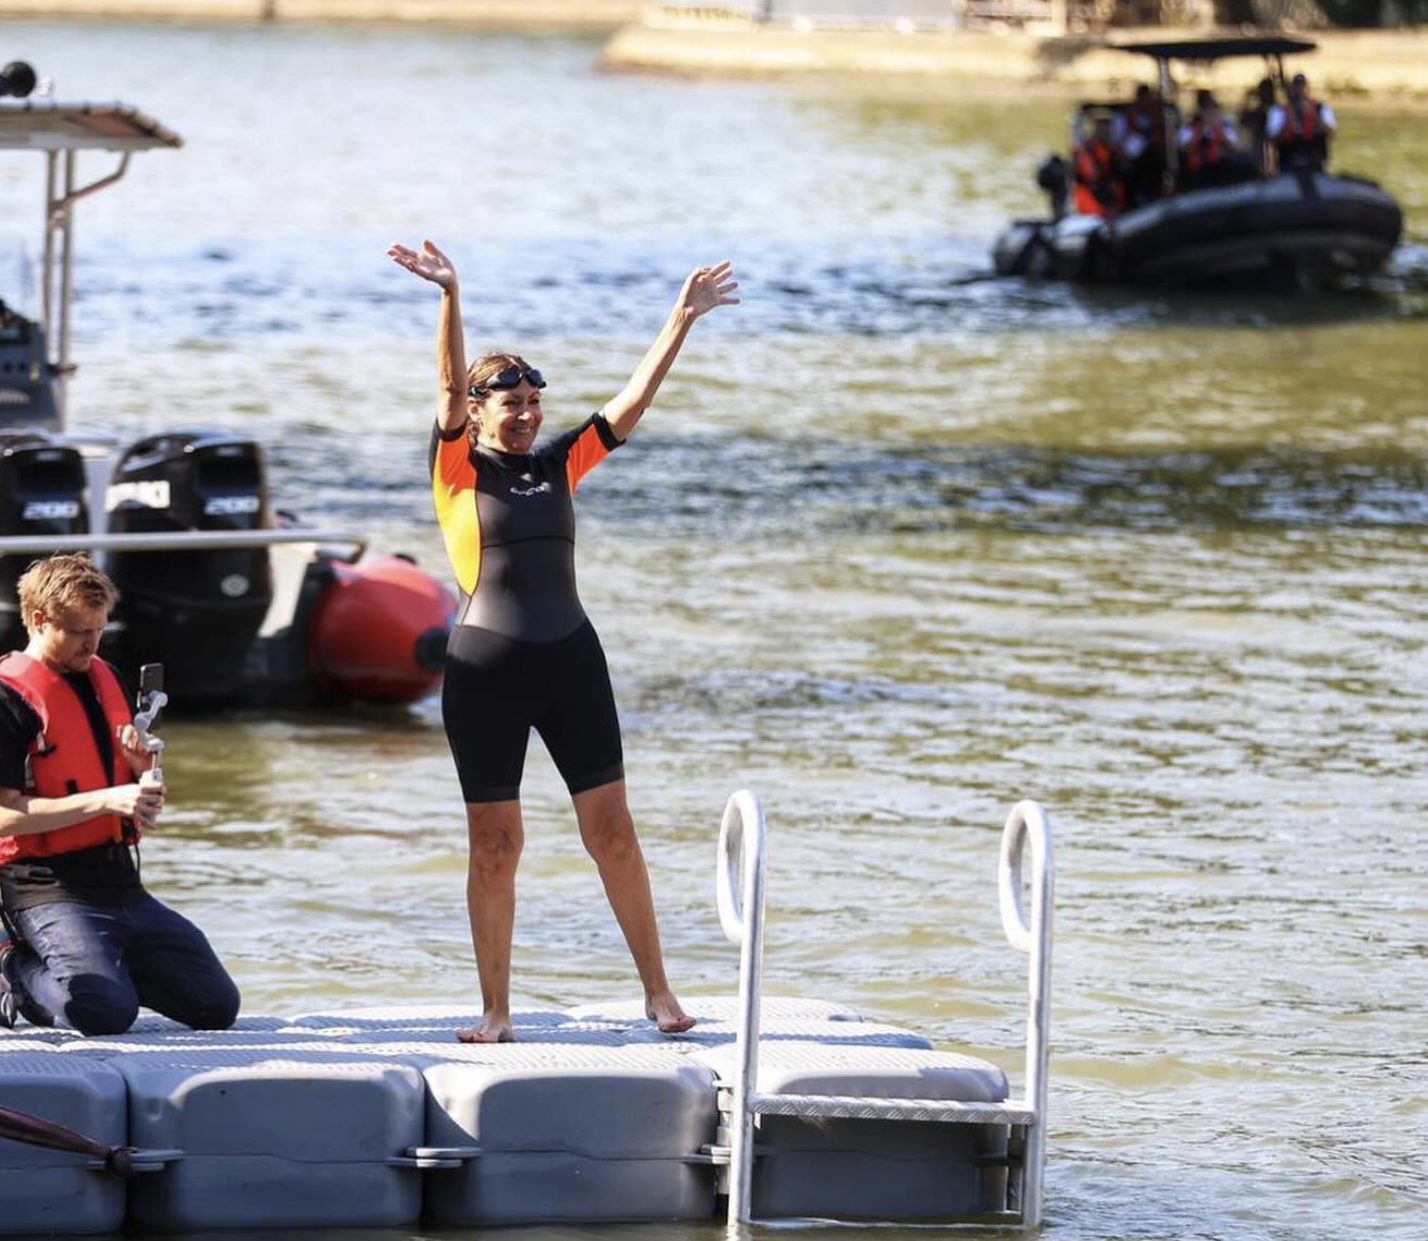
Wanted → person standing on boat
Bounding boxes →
[0,554,240,1035]
[1238,77,1278,175]
[388,239,738,1044]
[1073,110,1128,218]
[1268,72,1336,173]
[1177,92,1244,191]
[1117,84,1166,205]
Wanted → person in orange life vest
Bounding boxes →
[1177,92,1242,191]
[1073,110,1128,218]
[389,239,738,1045]
[1267,72,1337,173]
[0,554,239,1035]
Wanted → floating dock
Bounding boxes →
[0,795,1055,1233]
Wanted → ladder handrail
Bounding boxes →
[717,789,767,1228]
[719,793,1054,1230]
[997,799,1055,1228]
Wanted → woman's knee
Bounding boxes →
[467,805,524,878]
[577,794,639,865]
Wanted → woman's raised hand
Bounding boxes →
[678,261,740,321]
[388,239,458,291]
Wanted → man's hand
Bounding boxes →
[107,782,165,829]
[117,723,153,777]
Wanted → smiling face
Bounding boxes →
[466,352,546,455]
[472,381,544,455]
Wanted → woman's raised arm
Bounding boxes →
[388,240,469,433]
[601,261,739,442]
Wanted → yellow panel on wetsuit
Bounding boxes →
[429,415,621,642]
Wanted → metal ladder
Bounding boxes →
[714,791,1055,1229]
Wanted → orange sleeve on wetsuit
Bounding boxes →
[565,419,616,495]
[432,425,481,597]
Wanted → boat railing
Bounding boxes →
[716,790,1055,1229]
[0,529,367,558]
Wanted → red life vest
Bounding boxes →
[1073,139,1126,217]
[1279,99,1322,142]
[0,652,134,866]
[1184,122,1228,173]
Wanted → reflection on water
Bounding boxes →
[2,17,1427,1241]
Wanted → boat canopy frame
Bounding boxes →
[0,100,182,430]
[1101,36,1320,191]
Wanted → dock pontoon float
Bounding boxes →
[0,65,454,707]
[0,793,1055,1232]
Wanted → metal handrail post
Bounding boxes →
[716,789,767,1228]
[41,150,56,348]
[997,800,1055,1227]
[57,149,76,427]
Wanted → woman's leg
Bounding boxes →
[460,799,524,1043]
[442,627,533,1043]
[573,779,693,1034]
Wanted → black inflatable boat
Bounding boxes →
[995,169,1402,289]
[992,37,1404,291]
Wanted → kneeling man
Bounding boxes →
[0,554,239,1035]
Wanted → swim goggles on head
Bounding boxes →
[469,366,546,397]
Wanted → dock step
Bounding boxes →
[746,1093,1037,1127]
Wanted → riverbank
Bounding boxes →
[603,17,1428,107]
[0,0,640,27]
[3,0,1425,105]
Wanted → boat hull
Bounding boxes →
[994,172,1403,290]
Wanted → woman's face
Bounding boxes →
[472,381,544,454]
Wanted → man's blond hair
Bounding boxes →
[17,554,119,635]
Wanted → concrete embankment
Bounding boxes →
[602,17,1428,106]
[3,0,1424,104]
[0,0,641,27]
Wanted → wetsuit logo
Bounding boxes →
[510,482,552,497]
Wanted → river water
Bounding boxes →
[3,18,1427,1241]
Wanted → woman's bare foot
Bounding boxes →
[456,1013,515,1043]
[647,991,696,1035]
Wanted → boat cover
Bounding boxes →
[0,101,182,152]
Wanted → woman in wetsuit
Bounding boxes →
[388,239,738,1043]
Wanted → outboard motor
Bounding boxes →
[106,431,273,705]
[1037,155,1071,221]
[0,431,88,653]
[0,302,59,429]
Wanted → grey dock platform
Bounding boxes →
[0,794,1055,1234]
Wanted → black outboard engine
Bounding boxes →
[1036,155,1071,221]
[0,431,89,653]
[106,431,273,705]
[0,302,59,429]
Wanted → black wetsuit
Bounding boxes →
[430,416,625,803]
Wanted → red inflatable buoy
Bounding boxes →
[307,554,456,703]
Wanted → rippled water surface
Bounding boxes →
[3,19,1427,1241]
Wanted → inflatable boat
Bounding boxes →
[992,38,1404,291]
[0,66,455,708]
[995,167,1402,288]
